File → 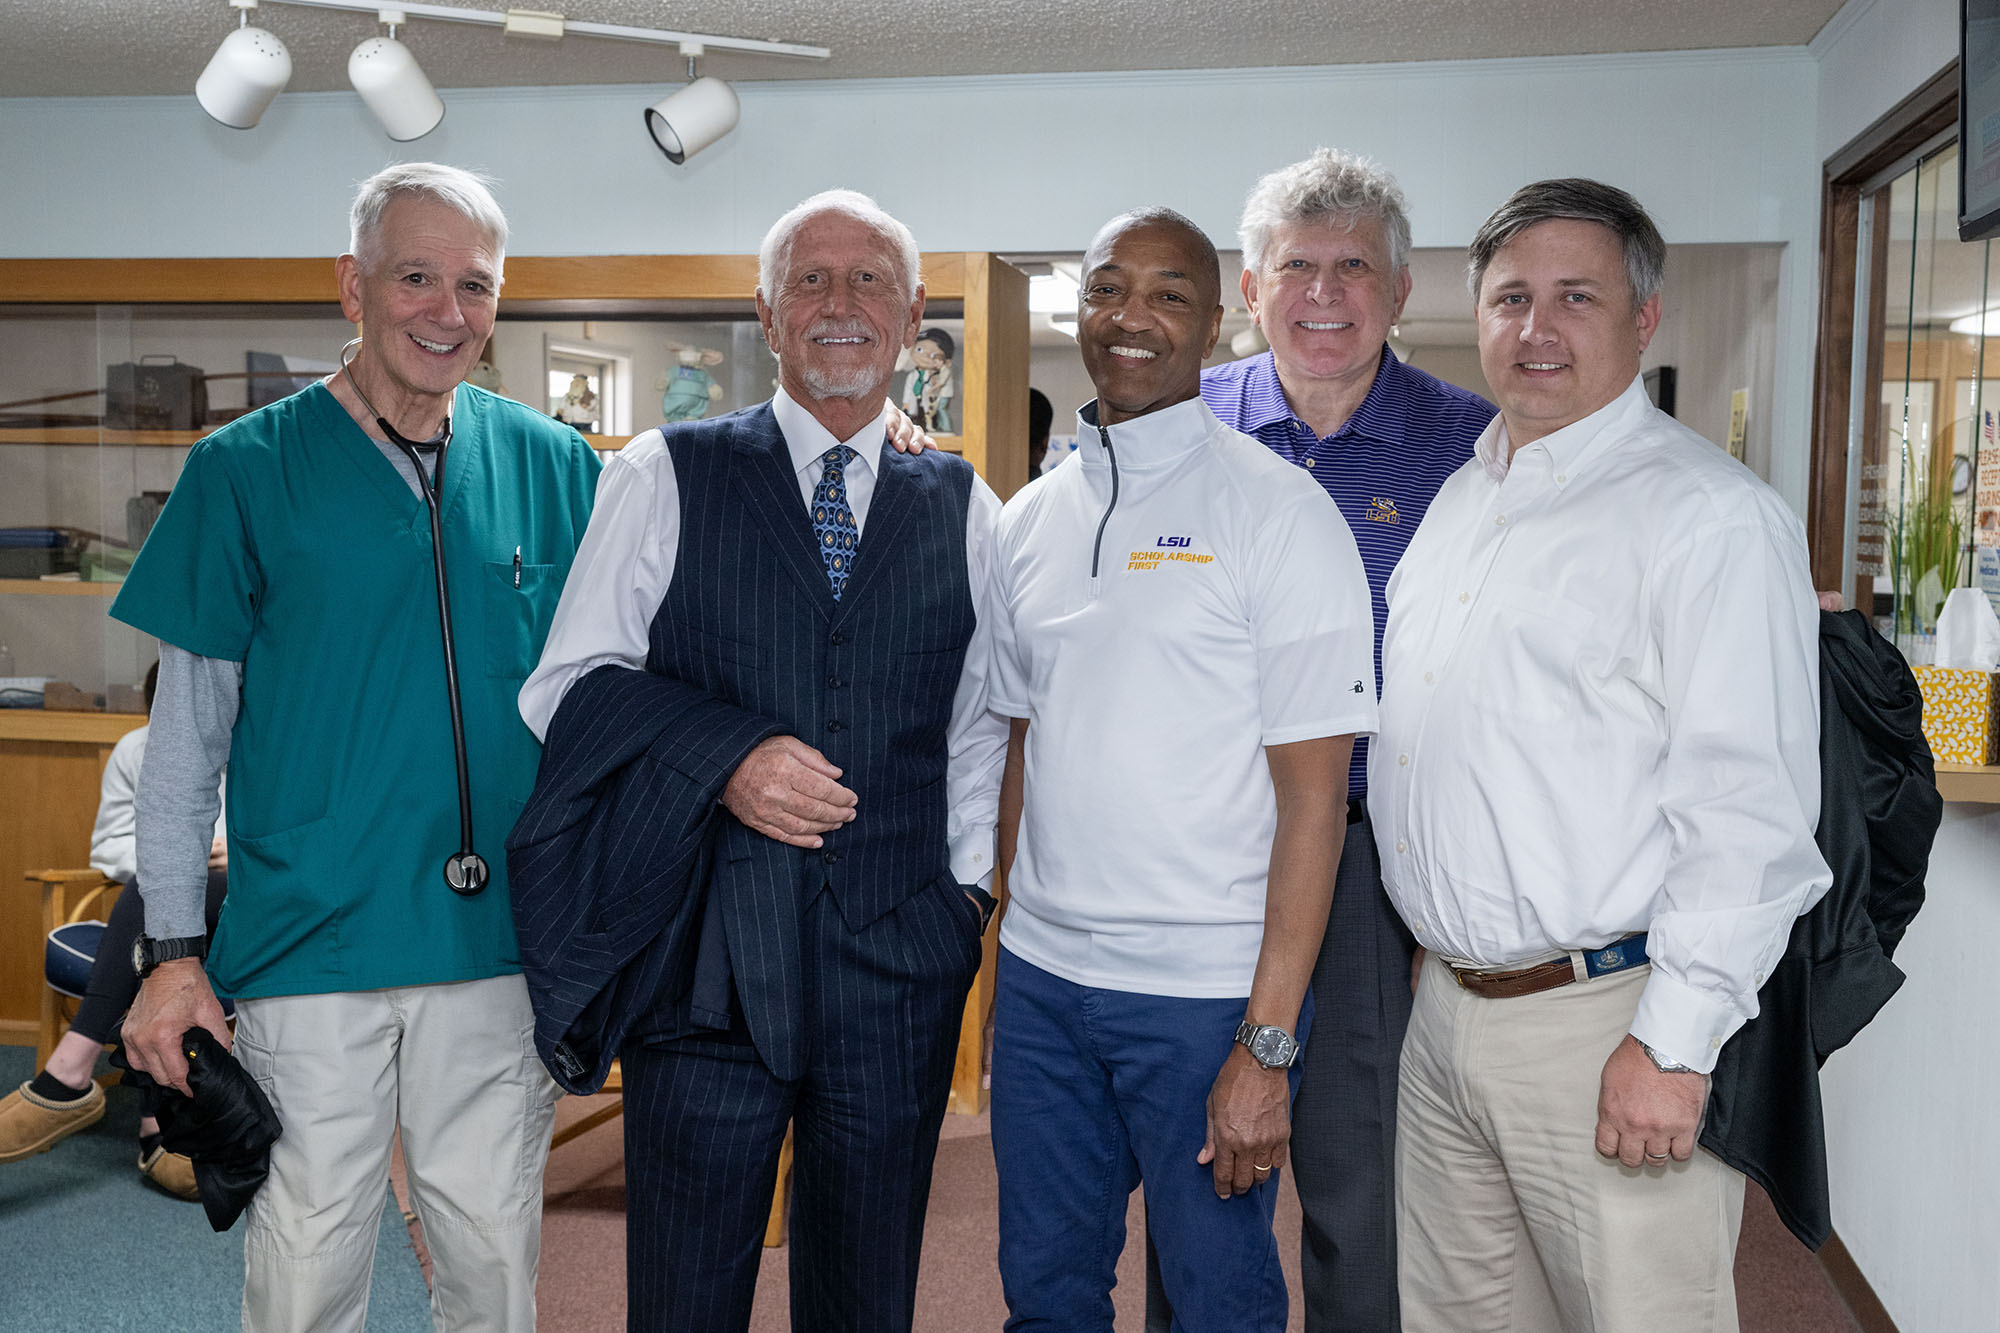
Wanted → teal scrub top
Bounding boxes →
[111,382,601,999]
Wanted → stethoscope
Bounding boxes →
[340,338,489,896]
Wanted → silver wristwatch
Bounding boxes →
[1234,1021,1301,1070]
[1638,1039,1697,1074]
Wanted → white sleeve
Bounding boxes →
[1250,487,1378,744]
[985,502,1031,720]
[1628,510,1831,1072]
[519,433,680,741]
[89,728,145,884]
[945,477,1008,891]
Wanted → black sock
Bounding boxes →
[28,1070,90,1103]
[138,1132,163,1157]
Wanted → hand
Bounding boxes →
[1596,1034,1708,1168]
[208,835,228,872]
[721,735,858,848]
[121,957,231,1096]
[1410,944,1426,996]
[883,398,937,454]
[1196,1045,1292,1198]
[1816,590,1846,612]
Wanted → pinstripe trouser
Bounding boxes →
[621,877,985,1332]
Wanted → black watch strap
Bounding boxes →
[132,934,207,979]
[965,884,998,932]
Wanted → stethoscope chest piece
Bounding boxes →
[446,851,490,896]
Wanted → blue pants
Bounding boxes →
[992,947,1311,1332]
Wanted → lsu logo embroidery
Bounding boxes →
[1127,536,1212,571]
[1594,948,1623,971]
[1365,497,1401,525]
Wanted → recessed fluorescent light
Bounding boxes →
[1949,309,2000,336]
[1030,272,1080,315]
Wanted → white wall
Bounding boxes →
[1819,803,2000,1332]
[0,46,1821,511]
[1813,0,1959,162]
[1643,245,1784,477]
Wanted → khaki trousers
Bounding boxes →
[1396,954,1744,1333]
[233,973,559,1333]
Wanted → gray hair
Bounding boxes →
[1237,148,1412,275]
[1467,178,1665,308]
[349,163,509,276]
[757,189,922,299]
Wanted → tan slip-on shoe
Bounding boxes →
[0,1079,106,1163]
[137,1143,202,1200]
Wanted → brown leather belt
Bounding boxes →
[1445,934,1650,999]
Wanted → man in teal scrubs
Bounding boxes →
[112,163,600,1332]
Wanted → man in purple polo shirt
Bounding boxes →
[1170,148,1494,1333]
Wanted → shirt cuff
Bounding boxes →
[1628,969,1744,1075]
[950,828,996,894]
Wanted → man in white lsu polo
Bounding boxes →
[986,206,1375,1332]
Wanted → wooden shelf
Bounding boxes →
[0,579,119,596]
[0,427,202,447]
[0,711,145,744]
[1936,762,2000,805]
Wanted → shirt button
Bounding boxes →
[1398,754,1409,766]
[1304,458,1317,468]
[1458,592,1469,604]
[1555,473,1567,484]
[826,719,845,734]
[1423,671,1434,683]
[1396,840,1407,853]
[1710,1037,1722,1050]
[1495,514,1508,527]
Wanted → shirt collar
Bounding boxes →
[1076,395,1218,470]
[1236,344,1409,444]
[1474,375,1651,486]
[772,385,886,481]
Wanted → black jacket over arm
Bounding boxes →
[506,662,779,1095]
[1699,609,1938,1248]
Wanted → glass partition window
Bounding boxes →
[1861,143,2000,653]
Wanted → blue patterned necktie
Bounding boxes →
[810,444,860,600]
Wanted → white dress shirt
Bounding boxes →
[521,389,1007,890]
[1370,377,1831,1073]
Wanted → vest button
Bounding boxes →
[829,631,847,646]
[826,719,845,733]
[827,677,844,689]
[821,850,841,864]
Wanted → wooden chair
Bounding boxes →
[24,868,121,1073]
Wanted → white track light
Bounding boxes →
[349,34,444,141]
[196,21,293,129]
[645,74,740,164]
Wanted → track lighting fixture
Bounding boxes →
[349,18,445,142]
[194,1,826,155]
[644,50,740,164]
[196,2,294,130]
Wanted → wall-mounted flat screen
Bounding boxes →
[1961,0,2000,240]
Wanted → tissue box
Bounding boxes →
[1912,665,2000,764]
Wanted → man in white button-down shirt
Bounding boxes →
[1373,179,1831,1331]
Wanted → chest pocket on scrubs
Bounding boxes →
[484,559,560,679]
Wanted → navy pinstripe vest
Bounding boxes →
[650,404,976,933]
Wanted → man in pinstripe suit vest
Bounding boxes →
[521,189,1007,1330]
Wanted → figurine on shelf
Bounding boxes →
[661,343,725,423]
[558,372,598,429]
[902,327,955,434]
[466,335,505,395]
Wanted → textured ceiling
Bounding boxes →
[0,0,1848,97]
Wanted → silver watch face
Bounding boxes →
[1248,1026,1296,1067]
[132,937,148,976]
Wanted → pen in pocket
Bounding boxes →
[513,546,521,588]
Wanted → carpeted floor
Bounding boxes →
[535,1096,1863,1332]
[0,1043,433,1332]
